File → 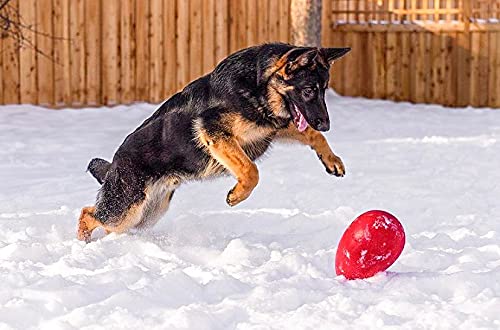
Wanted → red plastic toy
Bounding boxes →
[335,210,405,279]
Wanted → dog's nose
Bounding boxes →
[314,118,330,131]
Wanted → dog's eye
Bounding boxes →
[302,87,315,99]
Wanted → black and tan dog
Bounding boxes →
[77,43,350,242]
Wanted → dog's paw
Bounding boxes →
[320,153,345,177]
[226,189,243,207]
[226,184,252,207]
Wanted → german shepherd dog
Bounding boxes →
[77,43,350,242]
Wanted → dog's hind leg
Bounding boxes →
[134,188,176,230]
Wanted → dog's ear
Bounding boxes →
[319,47,351,65]
[292,48,318,68]
[285,48,318,75]
[274,48,318,80]
[263,47,319,83]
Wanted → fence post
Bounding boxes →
[290,0,322,46]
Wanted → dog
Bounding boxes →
[77,43,351,242]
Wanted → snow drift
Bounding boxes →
[0,91,499,329]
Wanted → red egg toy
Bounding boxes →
[335,210,405,279]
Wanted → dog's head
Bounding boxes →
[266,47,350,132]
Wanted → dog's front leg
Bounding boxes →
[277,124,345,177]
[202,135,259,206]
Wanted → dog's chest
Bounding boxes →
[236,124,275,161]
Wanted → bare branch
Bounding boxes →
[0,0,11,13]
[0,0,66,65]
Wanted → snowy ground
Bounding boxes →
[0,91,499,329]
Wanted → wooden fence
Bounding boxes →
[0,0,292,107]
[0,0,499,108]
[324,0,500,108]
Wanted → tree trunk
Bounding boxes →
[290,0,322,47]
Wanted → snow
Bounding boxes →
[1,90,500,329]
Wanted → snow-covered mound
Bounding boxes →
[1,91,499,329]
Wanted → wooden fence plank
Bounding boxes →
[215,0,229,64]
[257,0,269,43]
[322,2,331,42]
[269,0,280,41]
[322,0,331,45]
[18,0,37,104]
[149,0,164,103]
[343,31,357,96]
[278,0,290,42]
[102,0,120,105]
[36,0,54,105]
[489,32,500,107]
[246,0,258,46]
[189,0,203,81]
[69,0,85,105]
[85,0,101,105]
[0,27,2,104]
[331,30,345,95]
[477,31,489,107]
[495,32,500,108]
[136,0,150,99]
[202,0,215,73]
[363,30,375,98]
[176,0,189,89]
[2,0,20,104]
[409,30,418,103]
[349,31,364,97]
[373,31,386,99]
[236,0,247,50]
[456,30,471,107]
[353,31,364,97]
[429,32,440,104]
[359,32,372,98]
[53,0,71,106]
[423,31,433,103]
[164,0,176,97]
[229,0,238,52]
[413,30,427,103]
[398,31,411,101]
[120,0,136,103]
[430,32,444,104]
[437,32,447,105]
[470,31,480,107]
[386,31,398,100]
[443,32,457,107]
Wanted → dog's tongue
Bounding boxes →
[293,105,308,132]
[297,112,308,132]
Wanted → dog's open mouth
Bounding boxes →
[292,104,308,132]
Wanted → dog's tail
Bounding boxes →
[87,158,111,185]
